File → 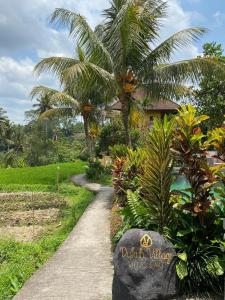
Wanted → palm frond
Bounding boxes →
[30,86,59,100]
[51,8,113,70]
[34,57,79,81]
[154,57,225,84]
[63,61,116,90]
[147,28,207,63]
[40,107,74,119]
[103,0,166,72]
[50,92,80,109]
[160,57,225,82]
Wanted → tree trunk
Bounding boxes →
[121,97,132,147]
[82,113,92,157]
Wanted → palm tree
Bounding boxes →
[32,45,113,156]
[35,0,225,146]
[0,107,8,135]
[32,95,53,116]
[31,85,109,156]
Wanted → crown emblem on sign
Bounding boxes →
[140,234,152,248]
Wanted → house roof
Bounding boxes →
[110,99,180,112]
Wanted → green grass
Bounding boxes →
[0,161,86,185]
[0,160,94,299]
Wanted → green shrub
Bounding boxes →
[96,119,140,155]
[85,160,111,181]
[109,144,129,159]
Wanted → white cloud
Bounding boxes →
[160,0,202,60]
[213,11,225,28]
[0,56,58,123]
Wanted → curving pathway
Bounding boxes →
[14,174,113,300]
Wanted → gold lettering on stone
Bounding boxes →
[120,246,174,270]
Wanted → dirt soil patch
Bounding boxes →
[110,203,123,239]
[0,192,66,242]
[0,192,66,211]
[0,225,44,242]
[0,208,60,226]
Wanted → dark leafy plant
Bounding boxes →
[171,105,218,222]
[170,207,225,298]
[170,105,225,297]
[112,148,146,206]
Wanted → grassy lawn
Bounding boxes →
[0,161,86,185]
[0,161,94,300]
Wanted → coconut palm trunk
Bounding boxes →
[121,95,131,147]
[82,112,92,157]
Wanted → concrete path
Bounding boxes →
[14,175,113,300]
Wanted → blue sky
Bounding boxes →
[0,0,224,123]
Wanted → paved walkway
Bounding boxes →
[14,175,113,300]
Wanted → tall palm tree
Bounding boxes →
[32,45,113,155]
[35,0,225,146]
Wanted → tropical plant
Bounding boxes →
[112,148,146,205]
[207,125,225,163]
[35,1,225,146]
[171,105,219,222]
[140,116,175,233]
[96,117,140,155]
[168,105,225,297]
[174,232,224,297]
[109,144,129,159]
[169,193,225,298]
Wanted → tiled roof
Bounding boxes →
[110,99,180,111]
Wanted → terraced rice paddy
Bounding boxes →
[0,192,66,241]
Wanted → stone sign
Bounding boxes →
[112,229,178,300]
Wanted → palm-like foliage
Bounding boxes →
[31,95,54,116]
[31,83,110,155]
[0,108,13,151]
[0,107,8,135]
[35,0,225,146]
[140,116,175,233]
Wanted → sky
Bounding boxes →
[0,0,225,124]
